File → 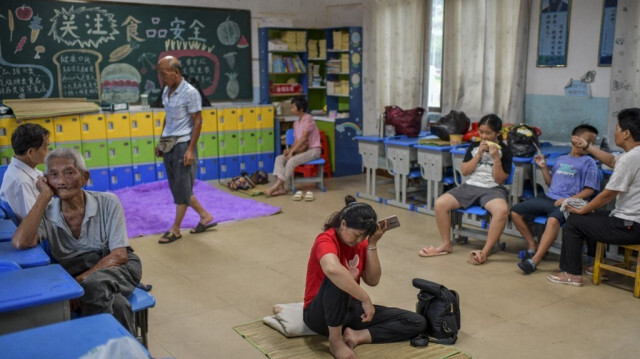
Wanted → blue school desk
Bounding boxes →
[0,241,50,268]
[0,219,17,241]
[355,135,388,202]
[0,313,150,359]
[0,264,84,335]
[414,144,453,215]
[384,136,422,210]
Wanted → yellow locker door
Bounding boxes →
[106,112,131,139]
[238,107,257,131]
[153,110,165,138]
[256,106,275,129]
[80,114,106,141]
[54,115,82,142]
[130,111,154,137]
[201,108,218,133]
[218,108,238,132]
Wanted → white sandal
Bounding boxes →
[304,191,314,201]
[292,191,303,201]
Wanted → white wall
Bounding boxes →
[525,0,613,142]
[526,0,611,97]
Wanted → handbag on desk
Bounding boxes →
[384,105,425,137]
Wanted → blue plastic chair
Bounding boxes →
[127,287,156,348]
[0,259,21,272]
[450,162,516,250]
[0,199,18,226]
[285,129,326,192]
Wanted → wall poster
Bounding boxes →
[598,0,617,66]
[536,0,572,67]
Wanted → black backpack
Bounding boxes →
[410,278,461,346]
[507,123,539,157]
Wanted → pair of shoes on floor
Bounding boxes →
[547,271,583,287]
[584,267,610,281]
[518,258,536,274]
[292,191,314,201]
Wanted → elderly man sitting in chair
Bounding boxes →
[12,148,142,334]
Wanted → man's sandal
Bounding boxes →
[158,231,182,244]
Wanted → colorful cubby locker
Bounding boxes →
[256,105,275,173]
[217,106,240,180]
[130,109,158,186]
[80,113,109,191]
[0,116,18,168]
[152,109,167,181]
[105,111,133,190]
[197,108,220,181]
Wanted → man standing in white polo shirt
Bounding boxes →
[155,56,216,244]
[0,123,50,222]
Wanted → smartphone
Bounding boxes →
[378,215,400,230]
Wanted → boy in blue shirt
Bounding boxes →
[511,124,601,274]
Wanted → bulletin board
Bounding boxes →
[536,0,572,67]
[0,0,252,103]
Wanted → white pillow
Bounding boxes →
[262,302,317,337]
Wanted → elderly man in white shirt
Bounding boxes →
[0,123,50,222]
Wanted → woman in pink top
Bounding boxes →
[265,96,322,197]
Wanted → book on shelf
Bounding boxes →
[268,39,288,51]
[271,54,306,73]
[341,54,349,73]
[308,39,319,58]
[319,39,327,58]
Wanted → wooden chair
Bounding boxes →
[592,243,640,298]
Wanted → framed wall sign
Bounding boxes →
[598,0,617,66]
[536,0,572,67]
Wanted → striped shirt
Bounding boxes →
[161,78,202,141]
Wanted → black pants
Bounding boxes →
[303,277,426,343]
[561,211,640,275]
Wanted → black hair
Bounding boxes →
[11,123,49,156]
[571,124,599,136]
[291,96,308,113]
[324,195,378,238]
[617,108,640,142]
[478,114,503,142]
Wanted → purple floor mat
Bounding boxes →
[112,180,281,238]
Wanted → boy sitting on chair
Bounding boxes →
[511,124,601,274]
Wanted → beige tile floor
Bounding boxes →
[132,175,640,359]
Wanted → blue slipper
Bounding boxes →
[518,258,536,274]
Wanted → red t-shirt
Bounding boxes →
[303,228,368,308]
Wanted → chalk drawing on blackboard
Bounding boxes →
[225,72,239,99]
[8,9,15,42]
[15,5,33,21]
[34,45,45,59]
[14,36,26,54]
[29,15,43,43]
[49,6,119,49]
[52,49,102,100]
[188,19,206,42]
[223,52,237,69]
[0,39,54,98]
[122,16,145,43]
[100,63,141,103]
[237,35,248,49]
[137,52,157,75]
[109,42,139,62]
[164,39,214,52]
[217,17,241,46]
[159,49,220,97]
[144,79,157,94]
[151,17,160,25]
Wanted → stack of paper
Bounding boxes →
[318,40,327,58]
[308,40,318,58]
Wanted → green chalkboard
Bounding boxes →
[0,0,252,103]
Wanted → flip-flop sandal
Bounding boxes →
[304,191,314,201]
[159,231,182,244]
[292,191,303,201]
[190,221,218,234]
[470,250,487,265]
[418,246,450,257]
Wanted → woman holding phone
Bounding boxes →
[303,195,425,359]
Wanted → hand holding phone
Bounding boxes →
[378,215,400,230]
